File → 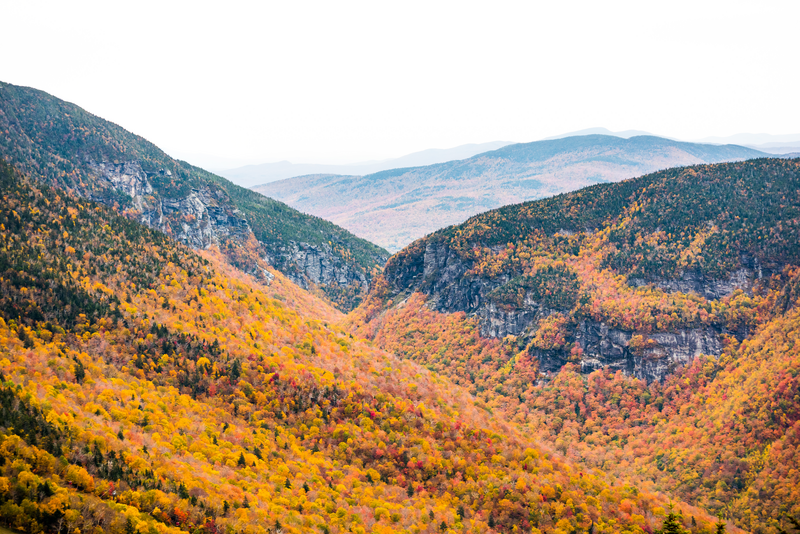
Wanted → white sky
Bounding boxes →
[2,0,798,165]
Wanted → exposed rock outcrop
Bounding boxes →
[570,321,721,382]
[628,265,759,300]
[265,241,369,293]
[89,161,153,199]
[392,240,747,381]
[85,159,372,303]
[89,160,251,249]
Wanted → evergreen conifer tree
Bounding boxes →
[657,505,689,534]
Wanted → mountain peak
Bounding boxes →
[542,127,656,140]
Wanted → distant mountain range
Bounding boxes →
[218,141,513,187]
[543,126,655,140]
[214,129,800,188]
[254,134,768,252]
[695,132,800,146]
[694,132,800,155]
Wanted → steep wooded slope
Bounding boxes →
[348,157,800,531]
[0,159,733,534]
[0,81,388,310]
[255,135,766,251]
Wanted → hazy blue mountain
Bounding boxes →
[696,132,800,146]
[218,141,513,186]
[742,142,800,155]
[543,127,655,140]
[254,135,768,252]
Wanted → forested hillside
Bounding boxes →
[0,81,388,310]
[255,135,766,251]
[349,157,800,532]
[0,158,738,534]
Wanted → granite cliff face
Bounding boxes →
[265,241,370,293]
[86,159,380,300]
[88,160,250,248]
[385,239,752,382]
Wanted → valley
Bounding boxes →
[348,157,800,531]
[0,159,726,533]
[0,79,798,534]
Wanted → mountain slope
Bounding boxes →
[0,81,388,310]
[347,157,800,531]
[0,159,730,534]
[254,135,767,252]
[218,141,513,187]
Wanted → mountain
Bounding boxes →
[693,133,800,156]
[0,81,388,311]
[696,132,800,146]
[745,142,800,155]
[542,127,656,140]
[0,158,727,534]
[218,141,514,187]
[348,157,800,530]
[254,135,767,252]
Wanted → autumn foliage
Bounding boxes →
[352,158,800,533]
[0,158,732,534]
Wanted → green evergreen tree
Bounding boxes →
[657,505,689,534]
[74,359,85,383]
[230,358,241,381]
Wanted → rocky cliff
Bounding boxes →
[88,160,250,248]
[373,159,800,381]
[386,240,753,382]
[84,158,381,307]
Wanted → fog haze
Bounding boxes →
[2,1,798,165]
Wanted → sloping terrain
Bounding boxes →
[0,81,388,310]
[348,157,800,531]
[218,141,513,187]
[255,135,766,252]
[0,159,731,534]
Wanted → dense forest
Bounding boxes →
[0,157,740,533]
[2,80,799,533]
[350,157,800,532]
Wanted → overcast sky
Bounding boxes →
[3,0,798,166]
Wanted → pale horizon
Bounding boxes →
[3,0,798,167]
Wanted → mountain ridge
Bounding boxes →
[0,80,388,311]
[347,156,800,530]
[218,141,514,187]
[255,134,767,252]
